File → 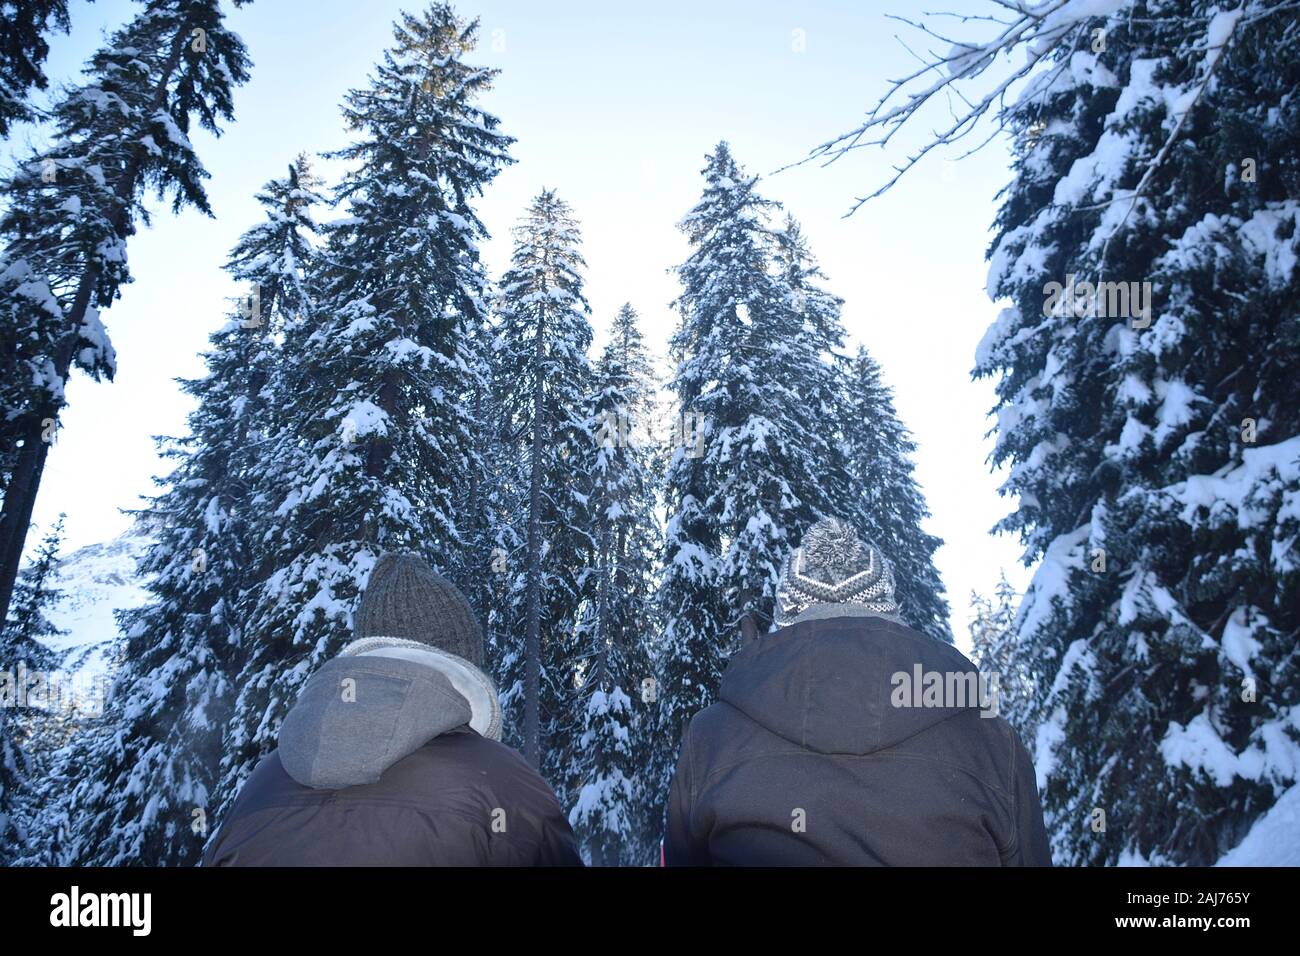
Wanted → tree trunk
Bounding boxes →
[593,517,613,685]
[523,310,546,768]
[0,271,92,621]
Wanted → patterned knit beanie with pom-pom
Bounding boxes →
[773,518,900,627]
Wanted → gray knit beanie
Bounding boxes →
[773,518,900,627]
[353,553,484,668]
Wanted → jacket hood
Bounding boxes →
[278,649,499,790]
[718,613,992,756]
[341,636,502,741]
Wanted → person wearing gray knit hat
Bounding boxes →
[340,552,500,741]
[773,517,902,627]
[203,551,581,867]
[351,553,485,667]
[664,516,1051,868]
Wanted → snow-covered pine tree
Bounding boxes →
[970,1,1300,864]
[224,153,325,342]
[1,512,64,647]
[0,513,62,863]
[568,685,634,865]
[0,0,253,627]
[491,189,595,781]
[649,144,843,835]
[968,572,1033,731]
[767,214,856,522]
[838,346,951,642]
[44,158,324,866]
[214,5,513,819]
[569,303,661,866]
[0,0,74,135]
[651,144,759,833]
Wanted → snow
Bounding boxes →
[1039,0,1131,34]
[1160,713,1244,788]
[202,496,226,536]
[7,266,64,323]
[1216,783,1300,866]
[1033,705,1067,791]
[1067,50,1118,89]
[384,336,435,366]
[1053,126,1138,208]
[338,399,388,438]
[1205,6,1244,52]
[441,210,472,233]
[1153,378,1198,446]
[1220,607,1263,679]
[1161,705,1300,790]
[1171,435,1300,532]
[1110,415,1151,457]
[341,314,377,338]
[1237,202,1300,287]
[76,306,117,373]
[944,41,991,78]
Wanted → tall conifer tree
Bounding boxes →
[215,5,513,817]
[49,158,324,866]
[0,0,77,135]
[569,303,661,865]
[973,1,1300,863]
[491,190,594,778]
[838,347,951,642]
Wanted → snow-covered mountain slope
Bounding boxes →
[37,522,155,682]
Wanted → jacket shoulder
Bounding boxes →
[406,731,583,866]
[206,732,580,866]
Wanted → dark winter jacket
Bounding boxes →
[202,655,581,866]
[665,612,1052,866]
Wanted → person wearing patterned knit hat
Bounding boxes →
[665,517,1051,867]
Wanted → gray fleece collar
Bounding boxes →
[790,603,905,626]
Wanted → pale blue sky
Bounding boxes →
[14,0,1030,641]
